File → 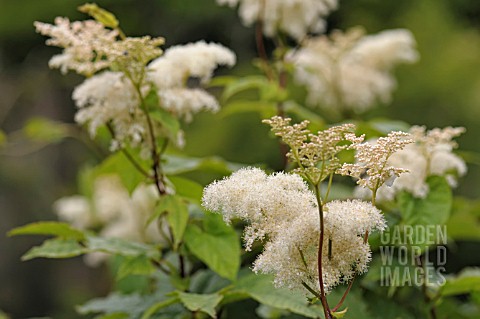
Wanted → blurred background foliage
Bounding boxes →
[1,0,480,317]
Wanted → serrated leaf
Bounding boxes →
[8,221,85,240]
[116,255,156,280]
[22,238,86,261]
[232,272,323,318]
[78,3,119,28]
[23,117,68,143]
[94,153,148,193]
[86,236,160,259]
[184,213,240,281]
[175,291,223,318]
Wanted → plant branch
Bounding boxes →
[313,183,332,319]
[106,124,152,178]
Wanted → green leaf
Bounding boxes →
[327,287,373,319]
[398,176,452,244]
[231,272,323,318]
[207,75,237,88]
[94,152,148,193]
[446,198,480,241]
[440,268,480,297]
[259,81,288,103]
[23,117,69,143]
[86,236,160,259]
[22,238,86,261]
[175,291,223,318]
[149,107,180,143]
[8,221,85,240]
[163,155,242,176]
[78,3,119,28]
[168,176,203,204]
[140,298,179,319]
[78,293,144,317]
[147,195,189,249]
[222,76,267,101]
[189,269,231,295]
[368,118,411,134]
[283,101,325,128]
[184,213,240,281]
[331,308,348,318]
[116,255,156,280]
[219,101,277,118]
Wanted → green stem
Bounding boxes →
[106,123,152,178]
[302,281,322,299]
[324,172,334,203]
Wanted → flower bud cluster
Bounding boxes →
[355,126,467,201]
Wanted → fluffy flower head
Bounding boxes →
[217,0,338,41]
[203,168,386,292]
[148,41,236,121]
[290,27,419,112]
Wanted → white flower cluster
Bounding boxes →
[217,0,337,41]
[36,16,236,150]
[147,41,236,121]
[54,175,164,264]
[356,126,467,202]
[72,71,146,149]
[70,41,235,150]
[202,167,386,292]
[290,28,419,113]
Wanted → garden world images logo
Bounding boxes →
[380,225,447,287]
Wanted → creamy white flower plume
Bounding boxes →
[148,41,236,121]
[203,167,316,250]
[217,0,338,41]
[72,71,154,151]
[290,27,418,112]
[203,167,386,292]
[253,199,384,292]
